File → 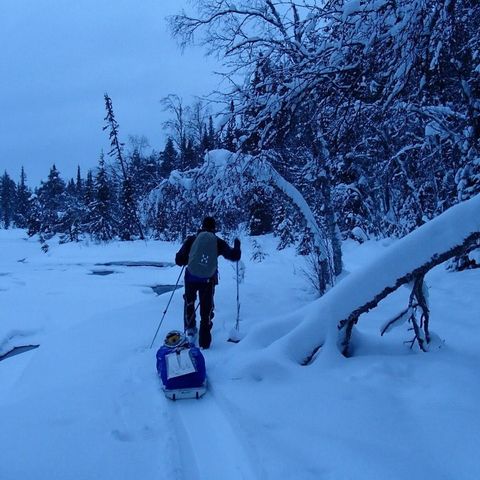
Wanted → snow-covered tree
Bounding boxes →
[14,167,31,229]
[103,93,144,240]
[170,0,479,247]
[159,137,178,179]
[0,171,17,229]
[170,1,346,283]
[221,100,238,152]
[89,153,117,242]
[36,164,66,235]
[147,149,336,291]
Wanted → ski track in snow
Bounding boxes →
[169,372,260,480]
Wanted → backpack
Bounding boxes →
[187,231,218,279]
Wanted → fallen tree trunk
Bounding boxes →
[255,194,480,365]
[339,231,480,356]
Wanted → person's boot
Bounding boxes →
[199,320,212,349]
[186,327,198,346]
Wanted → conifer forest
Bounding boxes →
[1,1,479,287]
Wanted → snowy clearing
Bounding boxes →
[0,229,479,479]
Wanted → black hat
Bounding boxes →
[202,216,216,232]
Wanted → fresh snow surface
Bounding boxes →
[1,229,479,479]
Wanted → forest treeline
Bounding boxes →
[1,1,478,283]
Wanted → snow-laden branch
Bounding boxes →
[252,155,330,261]
[147,149,331,261]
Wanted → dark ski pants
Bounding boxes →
[184,280,215,348]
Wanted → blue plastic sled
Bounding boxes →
[156,345,207,400]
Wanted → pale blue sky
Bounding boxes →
[0,1,220,185]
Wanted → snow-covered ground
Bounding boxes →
[0,229,479,479]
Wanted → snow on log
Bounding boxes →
[262,193,480,364]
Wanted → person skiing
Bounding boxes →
[175,216,241,349]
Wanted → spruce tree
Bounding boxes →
[103,93,144,240]
[60,186,84,242]
[0,171,17,229]
[83,170,95,234]
[84,170,95,209]
[160,137,178,178]
[37,164,66,235]
[179,136,198,171]
[27,193,42,236]
[90,153,116,241]
[75,166,83,197]
[200,116,216,153]
[14,167,31,229]
[119,178,137,241]
[222,100,237,151]
[128,146,160,199]
[66,178,76,196]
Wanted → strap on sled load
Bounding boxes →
[166,349,197,379]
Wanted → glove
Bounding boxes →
[234,238,241,249]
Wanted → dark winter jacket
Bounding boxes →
[175,229,241,283]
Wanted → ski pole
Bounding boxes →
[235,261,240,331]
[149,266,185,349]
[227,262,241,343]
